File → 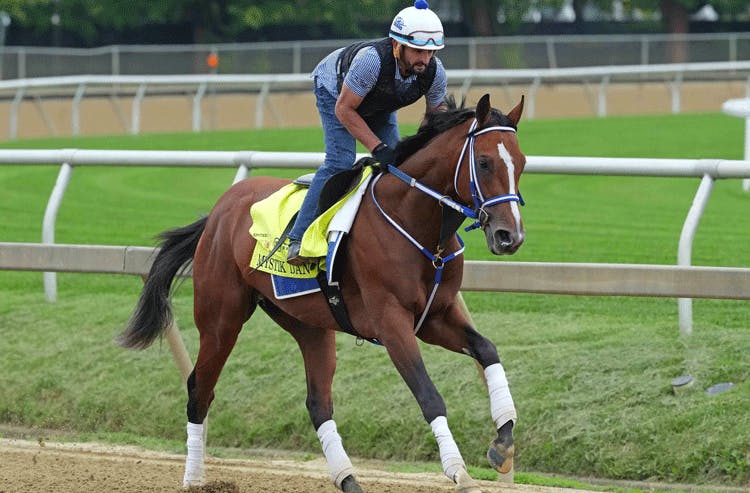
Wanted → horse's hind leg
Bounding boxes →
[182,280,255,487]
[418,299,517,477]
[261,302,362,493]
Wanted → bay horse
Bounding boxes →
[119,94,526,493]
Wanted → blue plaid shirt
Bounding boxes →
[311,45,447,110]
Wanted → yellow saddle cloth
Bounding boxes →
[248,168,372,278]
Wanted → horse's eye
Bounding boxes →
[477,156,491,171]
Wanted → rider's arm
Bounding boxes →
[335,85,382,152]
[420,57,448,126]
[336,47,385,152]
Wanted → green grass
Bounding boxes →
[1,112,749,491]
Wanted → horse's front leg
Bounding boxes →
[419,296,517,477]
[378,311,481,493]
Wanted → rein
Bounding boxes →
[371,118,524,334]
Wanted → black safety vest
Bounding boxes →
[336,38,437,120]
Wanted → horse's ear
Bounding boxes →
[506,95,525,126]
[476,94,492,127]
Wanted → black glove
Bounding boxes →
[372,143,395,168]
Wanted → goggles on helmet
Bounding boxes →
[389,29,444,49]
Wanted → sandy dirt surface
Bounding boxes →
[0,438,590,493]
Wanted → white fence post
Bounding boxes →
[671,72,683,114]
[677,174,715,336]
[72,83,86,136]
[720,97,750,192]
[232,164,248,184]
[192,82,207,132]
[131,83,147,135]
[42,162,73,302]
[255,82,270,129]
[598,75,609,117]
[9,87,25,140]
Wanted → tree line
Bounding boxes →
[0,0,749,47]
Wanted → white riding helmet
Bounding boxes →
[389,0,445,51]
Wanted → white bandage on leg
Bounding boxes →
[429,416,466,481]
[183,422,205,487]
[317,420,356,488]
[485,363,517,429]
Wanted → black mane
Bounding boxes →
[393,95,517,166]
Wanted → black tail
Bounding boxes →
[118,216,207,349]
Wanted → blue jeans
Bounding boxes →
[289,81,400,241]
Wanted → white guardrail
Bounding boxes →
[4,241,746,386]
[2,61,750,138]
[1,149,749,336]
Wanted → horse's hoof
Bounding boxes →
[454,469,482,493]
[341,474,364,493]
[185,480,238,492]
[456,486,483,493]
[487,440,514,474]
[182,479,205,491]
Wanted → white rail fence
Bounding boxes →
[2,242,747,300]
[3,241,748,386]
[1,149,749,336]
[2,60,750,138]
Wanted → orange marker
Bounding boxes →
[206,53,219,69]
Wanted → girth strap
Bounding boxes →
[315,270,382,346]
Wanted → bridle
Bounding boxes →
[370,117,524,333]
[379,119,523,232]
[455,119,525,230]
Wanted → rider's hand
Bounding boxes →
[372,143,395,168]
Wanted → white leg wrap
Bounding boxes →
[317,420,356,488]
[485,363,517,429]
[429,416,466,481]
[183,422,206,487]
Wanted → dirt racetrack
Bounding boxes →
[0,438,590,493]
[0,79,744,140]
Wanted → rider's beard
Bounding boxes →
[401,60,426,77]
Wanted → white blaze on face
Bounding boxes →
[496,143,522,236]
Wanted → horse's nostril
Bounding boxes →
[495,229,512,247]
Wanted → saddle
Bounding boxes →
[249,158,380,344]
[317,158,373,211]
[248,158,376,282]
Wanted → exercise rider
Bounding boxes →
[286,0,448,265]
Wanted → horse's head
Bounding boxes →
[390,94,526,256]
[457,94,526,255]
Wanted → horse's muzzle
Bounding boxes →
[487,227,524,255]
